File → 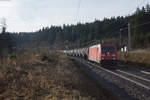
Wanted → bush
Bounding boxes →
[118,52,150,67]
[9,54,17,60]
[40,53,49,61]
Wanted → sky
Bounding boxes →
[0,0,149,32]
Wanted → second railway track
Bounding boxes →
[90,63,150,90]
[71,57,150,100]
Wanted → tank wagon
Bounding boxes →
[65,43,117,66]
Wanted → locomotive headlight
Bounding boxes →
[113,58,116,60]
[112,54,116,57]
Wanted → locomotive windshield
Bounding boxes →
[101,46,115,52]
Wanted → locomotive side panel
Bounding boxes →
[88,44,101,63]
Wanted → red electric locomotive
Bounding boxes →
[88,44,117,66]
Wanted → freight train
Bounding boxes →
[65,43,117,66]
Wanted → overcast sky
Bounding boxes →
[0,0,149,32]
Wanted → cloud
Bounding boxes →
[5,0,79,32]
[0,0,150,32]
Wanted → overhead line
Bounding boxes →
[122,21,150,30]
[75,0,82,23]
[131,21,150,29]
[81,21,150,47]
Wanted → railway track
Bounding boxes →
[90,63,150,90]
[71,57,150,100]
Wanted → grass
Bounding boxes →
[118,51,150,67]
[0,50,116,100]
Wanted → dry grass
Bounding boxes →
[0,50,116,100]
[118,52,150,67]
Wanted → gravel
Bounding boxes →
[73,58,150,100]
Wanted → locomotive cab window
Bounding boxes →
[101,46,115,52]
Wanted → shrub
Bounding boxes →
[9,54,17,60]
[40,53,49,61]
[118,52,150,67]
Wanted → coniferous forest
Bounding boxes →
[0,4,150,55]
